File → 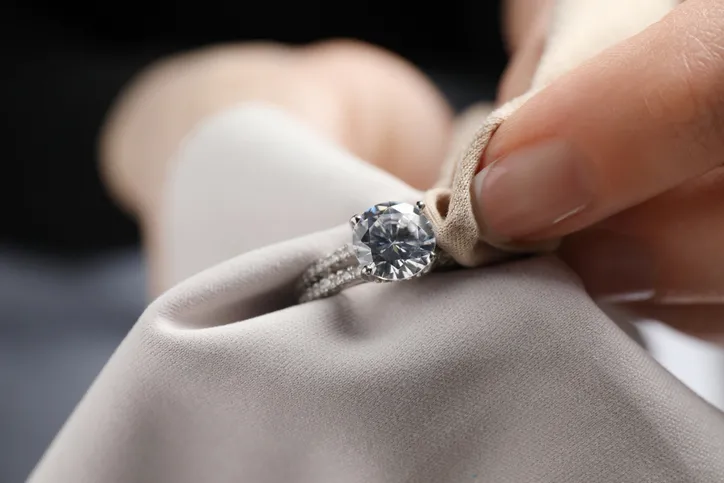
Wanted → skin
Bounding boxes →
[493,0,724,341]
[101,1,724,341]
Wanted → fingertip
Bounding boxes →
[473,139,596,240]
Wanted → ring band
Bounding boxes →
[297,200,454,303]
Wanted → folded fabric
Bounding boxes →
[30,105,724,483]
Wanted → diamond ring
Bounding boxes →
[297,201,454,303]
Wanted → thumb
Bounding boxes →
[473,0,724,241]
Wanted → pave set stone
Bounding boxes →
[299,265,363,303]
[301,245,357,287]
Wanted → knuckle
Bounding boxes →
[644,3,724,167]
[674,5,724,162]
[303,39,386,64]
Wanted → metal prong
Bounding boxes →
[418,253,436,277]
[415,200,426,210]
[361,264,376,282]
[349,214,362,228]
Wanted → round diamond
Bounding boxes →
[351,201,436,281]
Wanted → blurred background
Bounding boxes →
[2,2,723,482]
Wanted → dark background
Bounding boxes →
[1,2,507,480]
[2,1,507,254]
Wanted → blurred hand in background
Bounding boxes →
[99,40,453,292]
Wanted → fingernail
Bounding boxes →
[561,230,656,303]
[473,139,594,239]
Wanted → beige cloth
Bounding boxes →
[30,104,724,483]
[425,0,680,266]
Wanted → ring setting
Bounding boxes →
[298,200,450,303]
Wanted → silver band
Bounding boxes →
[297,245,366,303]
[297,245,455,303]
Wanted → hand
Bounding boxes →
[99,40,452,293]
[483,0,724,340]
